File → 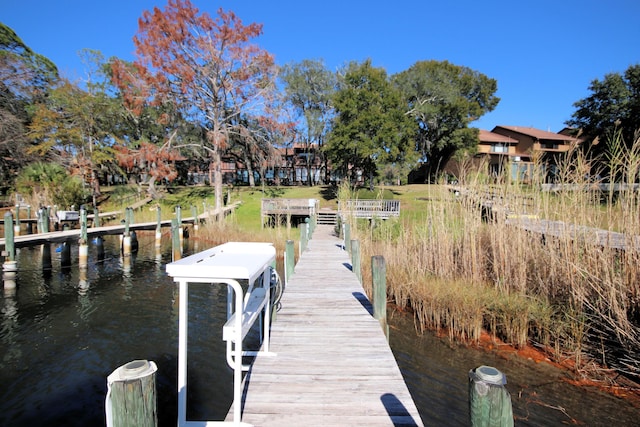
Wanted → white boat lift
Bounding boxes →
[166,242,277,426]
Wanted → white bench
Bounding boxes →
[223,287,267,343]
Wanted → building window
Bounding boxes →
[490,144,508,153]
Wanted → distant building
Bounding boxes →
[448,126,580,183]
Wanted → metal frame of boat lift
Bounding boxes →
[166,242,277,426]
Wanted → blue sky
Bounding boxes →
[2,0,639,132]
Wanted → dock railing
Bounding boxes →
[338,199,400,219]
[166,242,277,426]
[261,198,319,227]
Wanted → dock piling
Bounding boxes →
[469,366,513,426]
[350,239,362,284]
[372,255,389,340]
[285,240,294,284]
[106,359,158,427]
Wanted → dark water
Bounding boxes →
[1,233,638,426]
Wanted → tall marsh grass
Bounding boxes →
[349,134,640,380]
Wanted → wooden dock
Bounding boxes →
[226,225,424,426]
[0,204,238,249]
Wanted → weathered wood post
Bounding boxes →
[344,223,351,253]
[60,241,72,269]
[285,239,295,285]
[175,205,183,243]
[372,255,389,341]
[305,217,312,240]
[191,205,198,232]
[122,210,131,256]
[299,223,308,256]
[171,218,181,261]
[79,207,88,269]
[3,212,17,290]
[14,205,21,236]
[26,205,33,234]
[155,206,162,248]
[106,359,158,427]
[42,243,52,272]
[469,366,513,427]
[37,208,43,234]
[42,207,50,233]
[350,239,362,284]
[93,206,101,228]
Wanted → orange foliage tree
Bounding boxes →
[114,139,184,199]
[113,0,279,209]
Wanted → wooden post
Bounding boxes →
[299,223,308,256]
[106,359,158,427]
[3,212,16,290]
[171,218,181,261]
[122,209,131,256]
[93,206,101,228]
[14,205,20,236]
[191,205,198,231]
[469,366,513,427]
[350,239,362,284]
[175,205,183,242]
[79,223,88,269]
[4,212,15,262]
[96,237,105,262]
[285,239,295,285]
[372,255,389,341]
[344,223,351,253]
[26,205,33,234]
[41,243,52,272]
[155,206,162,248]
[61,241,71,269]
[42,207,50,233]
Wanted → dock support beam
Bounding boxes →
[3,212,17,290]
[350,239,361,284]
[372,255,389,341]
[285,240,295,285]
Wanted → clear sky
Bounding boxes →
[2,0,639,133]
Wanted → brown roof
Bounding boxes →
[478,129,518,144]
[493,125,577,142]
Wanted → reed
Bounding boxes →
[349,133,640,379]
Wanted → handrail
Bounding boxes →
[338,199,400,218]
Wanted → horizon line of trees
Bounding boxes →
[2,0,639,208]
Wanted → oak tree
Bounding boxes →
[325,60,416,189]
[393,60,499,180]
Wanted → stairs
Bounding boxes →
[316,210,338,226]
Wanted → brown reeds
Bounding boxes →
[350,132,640,380]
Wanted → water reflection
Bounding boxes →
[388,308,640,426]
[1,233,638,426]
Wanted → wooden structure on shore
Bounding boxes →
[261,198,319,227]
[338,199,400,220]
[225,225,423,426]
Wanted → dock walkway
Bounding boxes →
[227,224,423,426]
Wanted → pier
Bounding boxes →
[225,225,423,426]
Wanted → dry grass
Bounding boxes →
[346,134,640,380]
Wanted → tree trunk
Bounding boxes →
[244,150,256,187]
[213,150,223,212]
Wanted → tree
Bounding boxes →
[392,60,499,180]
[15,162,88,209]
[325,60,417,189]
[0,23,58,190]
[280,59,336,185]
[117,0,278,210]
[567,64,640,152]
[28,72,121,207]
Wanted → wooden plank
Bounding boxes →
[226,225,424,426]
